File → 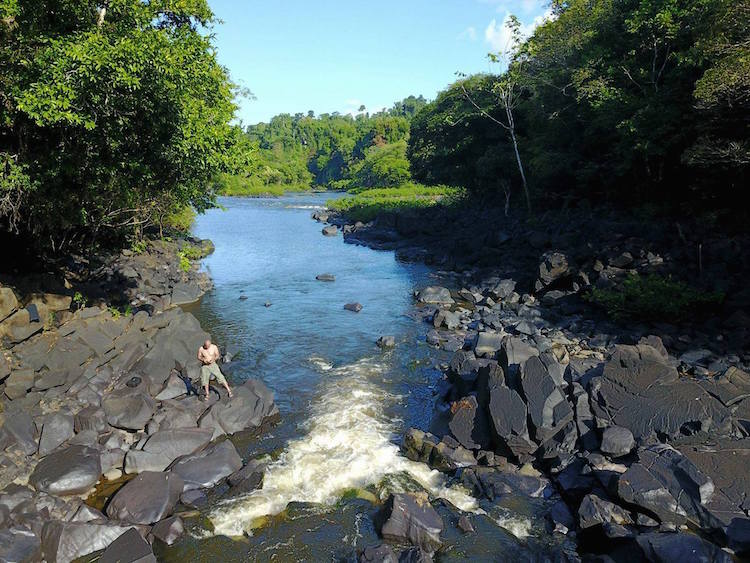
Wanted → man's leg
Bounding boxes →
[213,364,233,398]
[201,365,210,400]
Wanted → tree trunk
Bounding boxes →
[508,124,531,213]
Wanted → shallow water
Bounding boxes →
[164,194,559,561]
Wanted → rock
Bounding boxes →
[457,515,474,533]
[380,493,443,554]
[171,440,242,490]
[487,383,537,460]
[600,426,635,458]
[4,369,34,400]
[416,287,453,305]
[536,252,570,291]
[102,388,155,431]
[473,332,504,358]
[200,379,277,436]
[448,395,490,450]
[322,225,338,236]
[398,547,433,563]
[74,406,107,434]
[519,355,573,444]
[344,302,363,313]
[0,528,41,563]
[360,544,398,563]
[170,282,203,306]
[499,337,539,379]
[2,409,38,455]
[489,279,517,300]
[29,445,102,496]
[180,489,207,508]
[377,336,396,349]
[726,517,750,556]
[99,528,156,563]
[578,493,633,529]
[0,286,19,322]
[155,373,187,401]
[124,428,213,473]
[316,273,336,282]
[40,521,136,563]
[227,459,266,495]
[106,471,183,525]
[432,309,460,330]
[38,413,75,457]
[401,428,475,473]
[636,532,732,563]
[589,345,732,440]
[150,515,184,546]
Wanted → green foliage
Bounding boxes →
[108,306,121,320]
[327,183,464,223]
[131,240,148,255]
[163,205,196,233]
[0,0,244,251]
[72,291,87,310]
[347,140,411,189]
[215,173,308,197]
[585,274,724,321]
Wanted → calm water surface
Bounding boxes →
[162,194,562,562]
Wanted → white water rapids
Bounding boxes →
[208,357,482,537]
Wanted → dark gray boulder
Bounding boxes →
[170,282,203,306]
[415,287,453,305]
[519,355,573,444]
[29,445,101,496]
[460,466,551,501]
[578,493,633,530]
[322,225,338,236]
[600,426,634,458]
[359,543,398,563]
[150,515,184,546]
[171,440,242,490]
[0,528,41,563]
[41,521,136,563]
[377,336,396,349]
[99,528,156,563]
[316,273,336,282]
[433,309,460,330]
[74,406,107,434]
[38,413,75,457]
[227,459,267,495]
[344,302,363,313]
[380,493,443,554]
[635,532,732,563]
[499,337,539,380]
[487,384,537,460]
[535,252,570,291]
[726,517,750,556]
[448,395,490,451]
[398,547,433,563]
[106,471,183,525]
[125,428,213,473]
[102,388,155,431]
[180,489,207,508]
[473,332,504,358]
[2,410,38,455]
[201,379,277,436]
[401,428,475,473]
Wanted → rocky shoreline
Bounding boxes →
[0,237,279,562]
[315,206,750,561]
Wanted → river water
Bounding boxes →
[163,194,561,561]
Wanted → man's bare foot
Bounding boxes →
[227,390,233,399]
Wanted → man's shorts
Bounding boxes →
[201,362,227,387]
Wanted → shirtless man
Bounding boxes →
[197,339,233,400]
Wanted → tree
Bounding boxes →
[0,0,243,251]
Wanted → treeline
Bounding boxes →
[409,0,748,215]
[220,96,428,195]
[0,0,246,254]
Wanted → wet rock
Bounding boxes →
[38,413,75,457]
[102,388,155,431]
[635,532,732,563]
[398,547,433,563]
[179,489,207,508]
[344,302,363,313]
[99,528,156,563]
[578,493,633,530]
[401,428,475,472]
[29,445,102,496]
[125,428,213,473]
[0,528,41,562]
[457,514,474,534]
[316,273,336,282]
[590,345,732,440]
[448,395,490,450]
[227,459,266,494]
[171,440,242,490]
[380,493,443,554]
[322,225,338,236]
[106,471,183,525]
[150,515,184,546]
[41,521,136,563]
[377,336,396,349]
[201,379,277,436]
[360,543,398,563]
[461,465,551,500]
[433,309,460,330]
[416,287,453,305]
[600,426,634,458]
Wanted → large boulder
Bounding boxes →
[106,471,183,525]
[600,426,635,458]
[519,355,573,444]
[99,528,156,563]
[535,251,570,292]
[487,383,537,460]
[29,446,101,496]
[380,493,443,554]
[635,532,732,563]
[0,286,19,322]
[41,520,136,563]
[415,287,453,305]
[102,387,155,431]
[124,428,213,474]
[473,332,504,358]
[170,282,203,306]
[150,516,184,546]
[38,413,75,457]
[590,345,732,440]
[448,395,490,451]
[1,409,38,455]
[578,493,633,530]
[171,440,242,490]
[0,528,41,563]
[200,379,278,436]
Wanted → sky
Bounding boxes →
[208,0,551,125]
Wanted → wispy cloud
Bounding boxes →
[484,9,551,53]
[458,26,478,41]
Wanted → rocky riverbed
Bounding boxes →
[0,237,279,562]
[314,206,750,561]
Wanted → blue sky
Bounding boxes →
[208,0,550,125]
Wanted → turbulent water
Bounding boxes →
[165,194,551,561]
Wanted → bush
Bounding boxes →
[585,274,724,322]
[215,174,310,197]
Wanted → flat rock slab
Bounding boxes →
[170,282,203,306]
[41,521,136,563]
[636,532,732,563]
[380,493,443,554]
[590,345,733,440]
[102,388,155,431]
[29,445,102,496]
[150,516,184,546]
[38,413,75,457]
[107,471,184,525]
[201,379,278,435]
[125,428,213,474]
[1,409,38,455]
[100,528,156,563]
[0,528,41,563]
[171,440,242,491]
[416,287,453,305]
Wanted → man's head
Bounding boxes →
[203,339,211,349]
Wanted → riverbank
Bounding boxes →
[0,237,279,562]
[316,203,750,560]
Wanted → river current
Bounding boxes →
[163,194,550,561]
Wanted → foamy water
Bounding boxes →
[208,357,479,537]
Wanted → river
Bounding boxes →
[162,194,559,561]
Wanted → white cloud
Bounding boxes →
[484,9,552,53]
[458,26,478,41]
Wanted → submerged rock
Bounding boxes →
[344,302,363,313]
[380,493,443,554]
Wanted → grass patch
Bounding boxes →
[327,183,464,223]
[585,273,724,322]
[216,174,311,197]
